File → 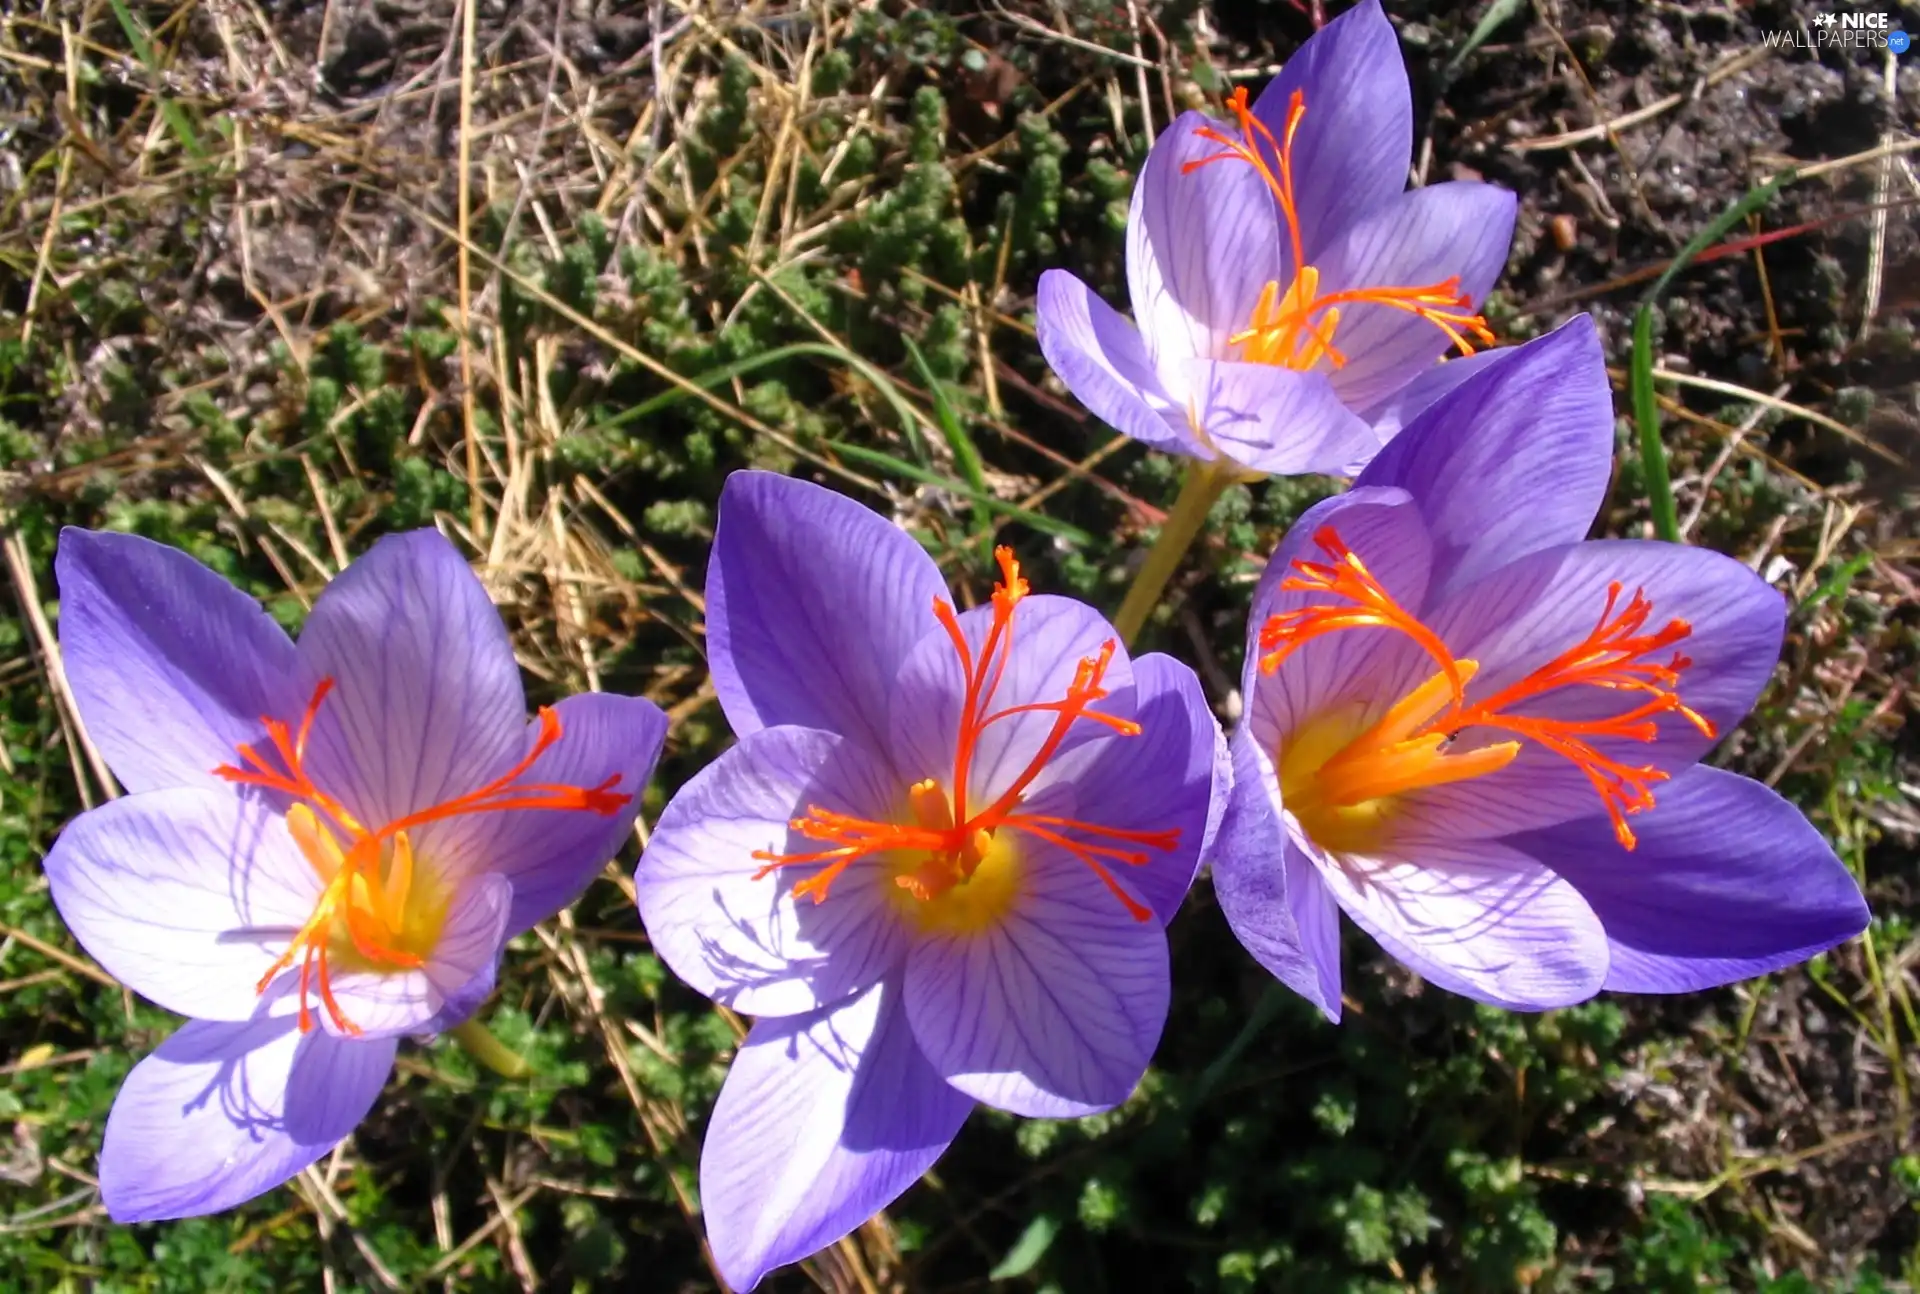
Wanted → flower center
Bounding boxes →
[1182,87,1496,372]
[1260,526,1716,852]
[214,680,632,1035]
[750,547,1180,927]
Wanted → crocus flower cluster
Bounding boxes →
[634,472,1226,1290]
[44,529,666,1221]
[1036,0,1516,478]
[30,3,1873,1286]
[1212,317,1870,1017]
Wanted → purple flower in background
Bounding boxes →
[1211,316,1869,1018]
[1036,0,1517,477]
[43,529,667,1222]
[635,472,1225,1290]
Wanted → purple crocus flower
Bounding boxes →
[42,528,667,1221]
[634,472,1226,1290]
[1035,0,1517,477]
[1212,316,1869,1018]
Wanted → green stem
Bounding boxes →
[1190,982,1289,1110]
[451,1018,530,1080]
[1111,458,1242,647]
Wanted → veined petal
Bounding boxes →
[1318,835,1609,1010]
[1357,317,1614,599]
[707,471,948,753]
[890,595,1136,818]
[1405,539,1787,839]
[1251,0,1414,262]
[43,789,320,1022]
[635,727,911,1017]
[296,530,527,834]
[100,1016,395,1223]
[1034,269,1210,459]
[1316,182,1517,413]
[903,839,1169,1117]
[1128,109,1289,370]
[1170,358,1378,477]
[1211,727,1343,1021]
[701,979,971,1292]
[316,872,511,1040]
[1516,767,1868,993]
[416,691,667,937]
[55,528,302,795]
[1354,348,1507,456]
[1020,653,1226,925]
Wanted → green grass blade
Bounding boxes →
[107,0,205,159]
[595,342,930,464]
[1629,306,1678,542]
[824,440,1093,546]
[1630,171,1794,543]
[901,337,987,498]
[1445,0,1527,78]
[1644,173,1796,307]
[989,1214,1060,1281]
[1797,551,1873,612]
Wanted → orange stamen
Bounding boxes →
[1258,527,1715,849]
[1181,88,1495,373]
[751,547,1177,923]
[1259,526,1465,701]
[216,681,632,1034]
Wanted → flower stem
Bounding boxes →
[451,1018,530,1080]
[1111,458,1243,647]
[1189,982,1289,1110]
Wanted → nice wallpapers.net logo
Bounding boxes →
[1764,10,1912,52]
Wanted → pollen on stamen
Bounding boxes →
[1180,87,1497,373]
[749,554,1177,924]
[1262,527,1715,851]
[217,685,633,1034]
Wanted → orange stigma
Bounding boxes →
[1182,88,1496,372]
[1259,526,1716,851]
[215,680,631,1035]
[751,547,1178,926]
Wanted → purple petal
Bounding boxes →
[55,529,302,795]
[317,872,511,1040]
[43,789,320,1022]
[1318,834,1608,1010]
[1404,539,1787,839]
[635,726,911,1016]
[902,841,1169,1117]
[1251,0,1413,262]
[100,1016,395,1223]
[417,692,667,937]
[1356,317,1614,599]
[1241,487,1437,755]
[707,472,949,754]
[1345,347,1516,476]
[1285,838,1343,1015]
[295,530,527,834]
[1034,269,1208,459]
[1316,183,1517,413]
[701,979,971,1292]
[889,595,1136,820]
[1354,348,1508,453]
[1020,653,1225,924]
[1128,109,1288,368]
[1211,727,1343,1021]
[1516,767,1868,993]
[1170,358,1379,476]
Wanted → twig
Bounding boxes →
[2,531,116,802]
